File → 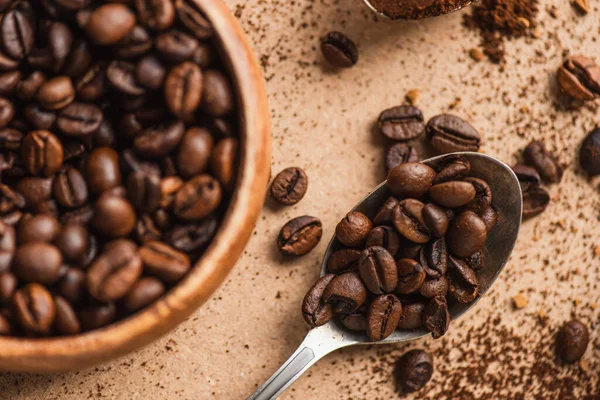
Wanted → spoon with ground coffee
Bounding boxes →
[363,0,474,20]
[248,152,522,400]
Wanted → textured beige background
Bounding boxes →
[1,0,599,398]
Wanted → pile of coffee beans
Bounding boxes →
[0,0,238,337]
[302,155,497,341]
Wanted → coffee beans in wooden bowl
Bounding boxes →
[0,0,240,338]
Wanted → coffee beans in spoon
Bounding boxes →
[0,0,239,338]
[302,156,497,341]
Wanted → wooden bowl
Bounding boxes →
[0,0,271,372]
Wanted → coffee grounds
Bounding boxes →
[463,0,539,63]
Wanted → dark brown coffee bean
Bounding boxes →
[14,241,62,284]
[54,223,89,262]
[393,199,430,244]
[579,127,600,175]
[165,62,202,120]
[397,302,425,330]
[124,277,166,312]
[1,3,34,59]
[394,350,434,392]
[426,114,480,154]
[422,203,449,238]
[201,70,234,116]
[379,106,425,141]
[54,296,80,335]
[0,221,15,273]
[395,258,426,295]
[365,226,400,257]
[367,294,402,341]
[134,120,185,158]
[513,164,541,192]
[0,183,24,214]
[78,302,116,331]
[522,186,550,219]
[52,167,87,208]
[13,283,55,334]
[58,267,86,304]
[85,4,136,45]
[430,154,471,185]
[21,130,64,176]
[0,97,13,128]
[128,168,161,213]
[17,214,60,243]
[302,274,335,327]
[557,55,600,100]
[465,250,485,271]
[423,296,450,339]
[37,76,75,110]
[420,276,448,299]
[14,177,52,208]
[17,71,47,101]
[86,147,121,194]
[478,206,498,232]
[93,193,137,238]
[176,127,213,178]
[23,104,56,130]
[322,272,367,314]
[396,240,422,261]
[135,0,175,31]
[57,102,103,137]
[139,241,190,283]
[0,271,16,305]
[135,55,166,90]
[156,30,199,63]
[386,143,419,171]
[47,21,73,72]
[556,319,590,363]
[0,128,22,150]
[175,0,214,39]
[87,239,142,302]
[115,25,153,59]
[447,256,479,303]
[327,248,362,274]
[462,177,492,212]
[174,174,222,220]
[135,213,162,243]
[429,181,476,208]
[335,211,372,248]
[211,137,238,192]
[339,311,368,331]
[106,61,145,96]
[166,216,217,252]
[359,247,398,294]
[270,167,308,206]
[387,162,436,198]
[63,40,91,78]
[447,211,487,258]
[320,31,358,68]
[277,215,322,256]
[419,238,448,277]
[75,65,106,101]
[0,70,21,95]
[59,204,94,227]
[373,197,399,226]
[523,140,563,184]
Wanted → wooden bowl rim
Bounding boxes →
[0,0,271,372]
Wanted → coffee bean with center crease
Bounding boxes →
[394,350,434,392]
[387,162,436,198]
[429,181,476,208]
[135,0,175,31]
[327,248,362,274]
[420,238,448,277]
[322,272,367,314]
[320,31,358,68]
[463,177,492,212]
[166,216,218,252]
[139,241,191,283]
[386,143,419,171]
[53,167,88,208]
[0,184,25,213]
[512,164,541,191]
[86,147,121,194]
[379,106,425,141]
[37,76,75,110]
[0,128,22,150]
[175,0,214,39]
[522,186,550,219]
[93,193,137,238]
[270,167,308,205]
[556,319,590,363]
[134,120,185,158]
[0,221,15,273]
[365,226,400,257]
[423,296,450,339]
[359,246,398,294]
[373,197,399,226]
[57,102,103,137]
[128,168,161,213]
[124,277,166,312]
[75,64,105,101]
[176,127,213,178]
[23,104,56,130]
[174,174,222,221]
[277,215,322,256]
[447,211,487,258]
[156,30,199,63]
[393,199,430,244]
[1,2,35,59]
[422,203,449,238]
[17,214,60,243]
[165,62,203,121]
[367,294,402,341]
[335,211,372,248]
[13,283,55,334]
[557,55,600,101]
[395,258,426,294]
[21,130,64,176]
[397,302,425,330]
[54,295,81,335]
[17,71,47,101]
[426,114,480,154]
[86,240,142,302]
[302,274,335,327]
[106,60,146,96]
[0,70,21,95]
[431,154,471,184]
[523,140,563,184]
[447,256,479,303]
[84,4,136,45]
[115,24,153,59]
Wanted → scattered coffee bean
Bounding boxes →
[522,186,550,219]
[385,143,419,171]
[556,319,589,363]
[320,31,358,68]
[512,164,541,191]
[426,114,480,154]
[557,55,600,101]
[270,167,308,205]
[394,350,434,392]
[523,140,562,184]
[378,106,425,141]
[278,216,322,256]
[579,126,600,175]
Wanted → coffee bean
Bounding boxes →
[378,106,425,141]
[419,276,448,299]
[431,155,471,185]
[463,177,492,212]
[54,223,89,263]
[85,4,136,45]
[465,250,485,271]
[367,294,402,341]
[0,97,13,127]
[0,70,21,95]
[93,193,137,238]
[422,203,449,238]
[166,216,218,252]
[387,162,436,198]
[0,183,25,214]
[339,311,368,331]
[192,43,215,67]
[136,55,166,90]
[423,296,450,339]
[58,267,86,304]
[419,238,448,277]
[395,258,426,295]
[0,127,21,150]
[106,60,146,96]
[373,197,399,226]
[155,30,199,63]
[512,164,541,191]
[327,248,362,274]
[523,140,563,184]
[23,104,56,130]
[78,301,116,331]
[394,350,433,392]
[365,226,400,257]
[322,272,367,314]
[396,240,422,261]
[13,283,55,334]
[0,221,15,272]
[14,241,62,284]
[176,127,213,178]
[63,39,91,78]
[302,274,335,327]
[335,211,373,248]
[393,199,430,244]
[359,246,398,294]
[522,186,550,219]
[134,120,185,158]
[211,138,238,192]
[0,312,10,335]
[386,143,419,171]
[37,76,75,110]
[127,168,161,213]
[86,239,142,302]
[165,62,202,120]
[47,21,74,72]
[478,206,498,232]
[201,70,234,116]
[139,241,191,283]
[320,31,358,68]
[86,147,121,194]
[557,55,600,101]
[277,215,322,256]
[429,181,476,208]
[397,302,425,330]
[175,0,214,39]
[116,25,153,59]
[17,71,47,101]
[579,127,600,175]
[1,3,35,59]
[52,167,87,208]
[135,0,175,31]
[21,130,64,176]
[174,174,222,220]
[556,319,590,363]
[54,296,80,335]
[17,214,60,243]
[447,256,479,303]
[124,277,166,312]
[0,271,16,305]
[270,167,308,205]
[15,177,52,208]
[75,65,105,101]
[426,114,480,154]
[60,204,94,227]
[447,211,487,258]
[57,102,103,137]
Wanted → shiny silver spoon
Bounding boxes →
[362,0,474,20]
[249,152,522,400]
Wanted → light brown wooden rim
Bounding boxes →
[0,0,271,372]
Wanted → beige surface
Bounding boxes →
[1,0,599,398]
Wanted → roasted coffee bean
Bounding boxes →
[465,250,485,271]
[1,3,34,59]
[139,241,190,283]
[27,47,54,71]
[35,199,59,217]
[426,114,480,154]
[387,162,436,198]
[134,120,185,158]
[419,238,448,277]
[52,167,88,209]
[462,177,492,212]
[13,283,55,334]
[270,167,308,206]
[54,296,80,335]
[106,60,146,96]
[0,70,21,95]
[86,147,121,194]
[320,31,358,68]
[429,181,476,208]
[365,226,400,257]
[478,206,498,232]
[211,137,238,191]
[579,127,600,175]
[394,350,434,392]
[447,211,487,258]
[557,55,600,101]
[21,130,63,176]
[0,128,22,151]
[395,258,426,294]
[86,239,142,302]
[78,302,116,331]
[339,311,368,331]
[75,65,106,101]
[58,267,86,304]
[175,0,214,39]
[165,62,202,120]
[192,43,215,67]
[431,154,471,184]
[523,140,563,184]
[128,168,161,213]
[0,97,13,128]
[166,216,218,252]
[373,196,399,226]
[63,40,91,78]
[302,274,335,327]
[397,302,425,330]
[85,4,136,45]
[556,319,590,363]
[512,164,541,191]
[135,213,162,243]
[396,240,422,261]
[124,277,166,312]
[159,176,183,208]
[447,256,479,303]
[14,242,62,284]
[155,29,198,62]
[174,174,222,220]
[420,276,448,299]
[17,214,60,243]
[378,106,425,141]
[201,70,234,116]
[423,296,450,339]
[93,193,137,238]
[57,102,103,136]
[393,199,430,244]
[17,71,47,101]
[136,55,166,90]
[15,177,53,208]
[60,204,94,227]
[422,203,449,238]
[177,127,213,178]
[23,104,56,130]
[37,76,75,110]
[135,0,175,31]
[0,221,15,272]
[367,294,402,341]
[359,246,398,294]
[327,248,362,274]
[335,211,372,248]
[323,272,367,314]
[54,223,89,263]
[522,186,550,219]
[386,143,419,171]
[0,184,24,213]
[277,215,322,256]
[116,25,153,59]
[0,271,16,305]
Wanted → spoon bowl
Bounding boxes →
[362,0,474,20]
[249,152,522,400]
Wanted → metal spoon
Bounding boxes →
[249,152,522,400]
[362,0,474,20]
